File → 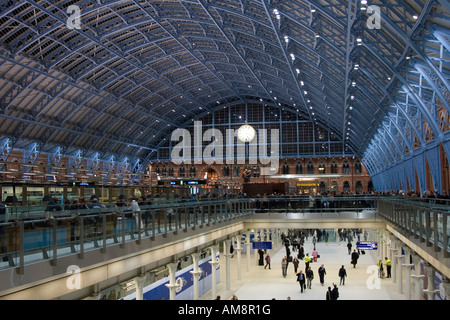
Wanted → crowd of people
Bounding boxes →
[247,227,391,300]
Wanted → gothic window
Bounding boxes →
[179,165,185,177]
[282,162,289,174]
[343,161,350,174]
[190,166,196,177]
[355,161,362,174]
[307,161,314,174]
[234,165,240,177]
[331,161,338,174]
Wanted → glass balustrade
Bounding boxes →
[0,195,448,272]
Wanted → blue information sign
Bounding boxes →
[252,241,272,250]
[356,241,378,250]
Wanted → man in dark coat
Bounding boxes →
[296,270,306,293]
[318,264,326,286]
[351,249,359,268]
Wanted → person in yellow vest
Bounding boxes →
[384,257,392,278]
[304,253,312,270]
[377,259,384,278]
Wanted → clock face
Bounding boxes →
[237,124,256,142]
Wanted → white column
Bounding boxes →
[402,247,412,299]
[224,239,231,290]
[423,263,438,300]
[190,252,202,300]
[135,274,146,300]
[245,234,251,272]
[410,253,423,300]
[235,235,242,280]
[208,246,219,299]
[254,229,260,265]
[378,231,383,260]
[403,263,413,299]
[391,239,399,283]
[396,253,404,294]
[165,262,180,300]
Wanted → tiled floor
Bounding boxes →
[200,235,407,300]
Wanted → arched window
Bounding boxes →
[343,161,349,174]
[223,165,230,177]
[355,181,363,194]
[343,181,350,193]
[307,161,314,174]
[296,163,303,174]
[282,162,289,174]
[190,166,196,177]
[355,161,362,174]
[331,161,338,174]
[179,165,185,177]
[253,165,260,178]
[318,163,326,174]
[330,181,338,193]
[233,165,240,177]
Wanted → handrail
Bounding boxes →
[0,196,448,273]
[377,199,449,258]
[0,198,251,273]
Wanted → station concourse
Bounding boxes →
[0,0,449,302]
[201,230,407,301]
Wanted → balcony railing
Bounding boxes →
[0,198,251,273]
[377,198,449,258]
[0,195,448,274]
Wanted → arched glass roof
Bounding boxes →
[0,0,448,175]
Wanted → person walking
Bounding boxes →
[326,287,333,300]
[306,266,314,289]
[264,253,271,269]
[347,242,352,255]
[338,265,347,285]
[318,264,326,286]
[312,248,318,262]
[296,270,306,293]
[385,257,392,278]
[351,249,359,268]
[304,253,312,270]
[298,244,305,260]
[281,256,288,278]
[332,283,339,300]
[293,257,299,273]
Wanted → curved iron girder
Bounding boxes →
[261,0,314,123]
[355,85,412,152]
[371,1,445,137]
[26,0,213,116]
[195,1,280,106]
[359,64,426,145]
[414,60,450,113]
